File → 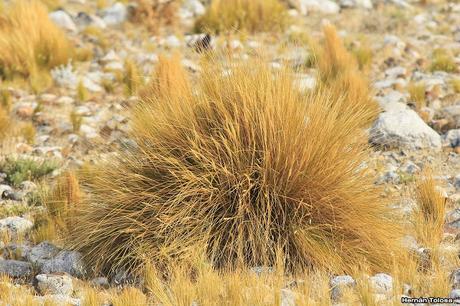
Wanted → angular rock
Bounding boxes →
[41,251,85,278]
[49,10,77,32]
[36,273,73,296]
[0,259,32,278]
[444,129,460,148]
[25,241,60,267]
[0,217,34,238]
[369,273,393,295]
[370,108,442,150]
[101,2,127,26]
[288,0,340,15]
[330,275,356,301]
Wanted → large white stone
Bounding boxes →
[370,108,441,150]
[288,0,340,15]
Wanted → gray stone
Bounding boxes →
[51,63,78,89]
[0,185,12,199]
[101,2,127,26]
[0,217,33,238]
[25,241,60,267]
[288,0,340,15]
[36,274,73,296]
[35,294,81,306]
[19,181,37,193]
[91,276,110,288]
[0,259,32,278]
[330,275,356,301]
[340,0,373,9]
[49,10,77,32]
[369,273,393,295]
[450,289,460,298]
[444,129,460,148]
[281,288,296,306]
[41,251,85,278]
[455,175,460,190]
[370,108,442,150]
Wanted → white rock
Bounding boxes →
[51,63,78,89]
[369,273,393,295]
[181,0,205,17]
[330,275,356,301]
[163,35,182,48]
[369,108,442,150]
[288,0,340,15]
[340,0,373,9]
[49,10,77,32]
[101,2,127,26]
[36,274,73,296]
[0,217,33,237]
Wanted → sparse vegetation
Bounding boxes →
[0,157,58,186]
[408,82,426,110]
[314,24,380,128]
[70,110,83,133]
[20,123,36,145]
[123,59,142,97]
[413,171,446,248]
[0,0,73,88]
[76,80,88,102]
[130,0,180,33]
[195,0,289,34]
[430,48,458,73]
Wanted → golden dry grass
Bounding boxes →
[131,0,180,33]
[141,52,191,101]
[123,59,142,97]
[195,0,289,34]
[0,0,72,84]
[430,49,458,73]
[413,171,447,248]
[68,54,402,278]
[408,82,426,110]
[314,24,380,128]
[0,106,10,137]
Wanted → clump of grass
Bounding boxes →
[123,59,142,97]
[75,46,93,62]
[0,157,57,186]
[130,0,180,33]
[69,55,402,277]
[0,0,73,86]
[0,89,12,112]
[352,45,373,70]
[430,49,458,73]
[408,82,426,110]
[20,123,36,144]
[76,79,88,102]
[314,24,379,128]
[70,110,83,133]
[141,53,191,101]
[413,171,446,248]
[45,171,81,220]
[195,0,289,34]
[101,78,115,94]
[0,106,10,137]
[31,213,59,244]
[450,78,460,93]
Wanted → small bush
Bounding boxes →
[450,78,460,93]
[20,123,36,144]
[408,82,426,110]
[69,56,402,277]
[131,0,180,33]
[0,0,73,84]
[0,107,10,137]
[430,49,458,73]
[195,0,289,34]
[76,80,88,102]
[123,59,142,97]
[315,24,380,128]
[413,171,446,248]
[0,157,58,186]
[70,110,83,133]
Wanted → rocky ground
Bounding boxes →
[0,0,460,305]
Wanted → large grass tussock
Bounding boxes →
[0,0,72,81]
[70,56,402,276]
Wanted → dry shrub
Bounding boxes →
[123,59,142,97]
[140,53,191,101]
[314,24,379,128]
[195,0,289,34]
[413,170,446,248]
[69,55,402,277]
[130,0,180,33]
[0,0,72,83]
[0,107,10,137]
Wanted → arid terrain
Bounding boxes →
[0,0,460,305]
